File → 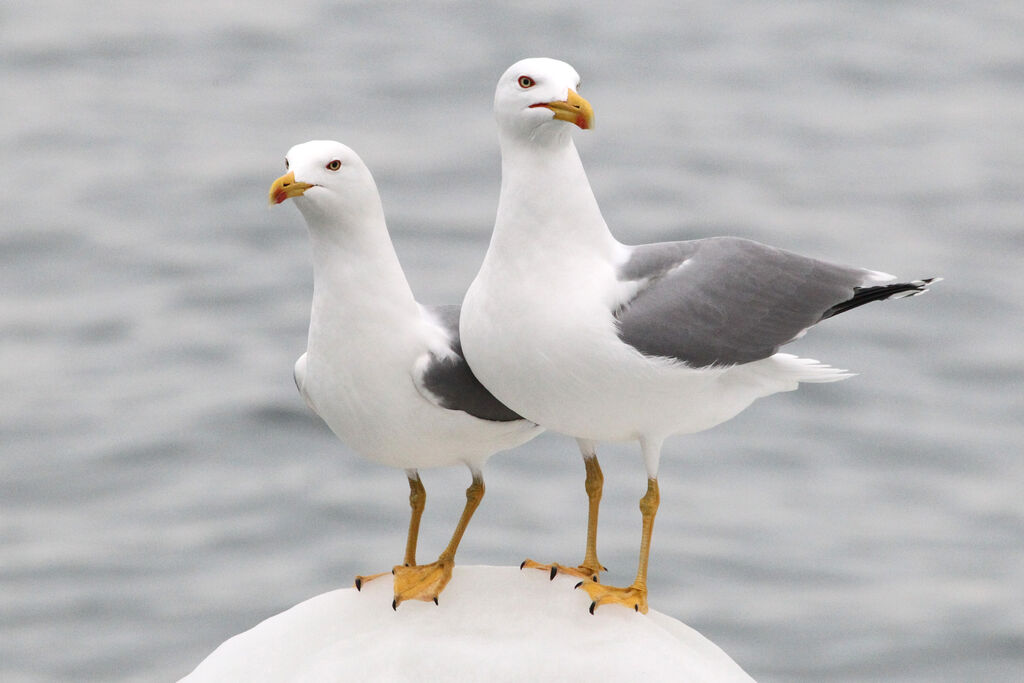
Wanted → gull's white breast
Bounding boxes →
[303,307,536,471]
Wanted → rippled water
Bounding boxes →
[3,2,1022,681]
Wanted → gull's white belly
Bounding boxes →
[460,268,832,444]
[462,315,762,442]
[301,345,537,471]
[465,294,756,444]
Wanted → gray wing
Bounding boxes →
[416,305,525,423]
[615,236,898,367]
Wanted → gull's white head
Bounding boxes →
[494,58,594,143]
[269,140,382,228]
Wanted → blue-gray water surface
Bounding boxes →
[2,1,1022,681]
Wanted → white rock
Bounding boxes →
[181,565,755,682]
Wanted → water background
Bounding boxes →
[2,1,1022,680]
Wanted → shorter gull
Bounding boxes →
[270,140,541,608]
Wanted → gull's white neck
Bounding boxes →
[298,196,419,331]
[490,131,620,262]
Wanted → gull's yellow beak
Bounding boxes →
[268,171,314,206]
[530,89,594,130]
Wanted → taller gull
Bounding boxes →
[269,140,542,608]
[460,58,937,614]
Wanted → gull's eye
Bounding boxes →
[326,159,342,171]
[284,158,289,170]
[518,75,535,89]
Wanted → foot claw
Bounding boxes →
[353,572,388,592]
[521,558,602,581]
[574,581,583,589]
[576,580,649,614]
[390,560,454,607]
[392,599,398,611]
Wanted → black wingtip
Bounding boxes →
[821,277,940,321]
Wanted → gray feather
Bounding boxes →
[615,237,876,367]
[419,305,525,422]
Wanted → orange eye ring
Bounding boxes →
[326,159,341,171]
[517,75,535,88]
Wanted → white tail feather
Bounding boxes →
[768,353,856,384]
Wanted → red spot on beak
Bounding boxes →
[273,189,288,204]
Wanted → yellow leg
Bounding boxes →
[438,472,485,562]
[580,453,606,574]
[522,446,606,580]
[355,472,425,591]
[402,473,427,566]
[577,477,659,614]
[392,471,485,609]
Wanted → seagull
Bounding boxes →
[460,58,937,614]
[269,140,542,608]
